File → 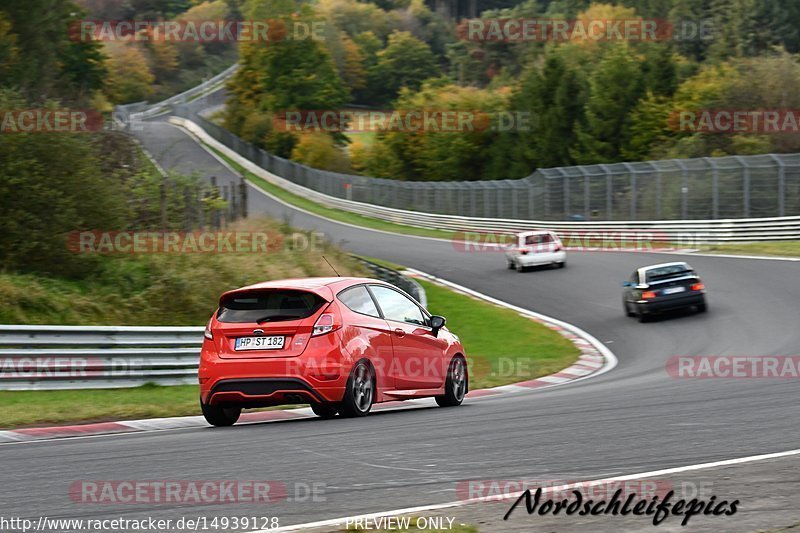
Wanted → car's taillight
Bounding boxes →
[312,312,341,336]
[204,319,213,340]
[519,248,528,255]
[642,291,657,299]
[554,244,562,252]
[691,282,705,291]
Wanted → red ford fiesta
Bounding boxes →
[199,277,468,426]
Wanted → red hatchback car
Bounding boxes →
[199,277,468,426]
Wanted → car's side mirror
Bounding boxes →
[621,281,633,288]
[429,315,446,337]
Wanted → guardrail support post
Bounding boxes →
[240,177,248,219]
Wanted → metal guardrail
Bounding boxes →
[172,116,800,243]
[0,325,203,390]
[1,268,427,390]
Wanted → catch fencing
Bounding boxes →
[171,107,800,223]
[0,325,203,390]
[172,115,800,243]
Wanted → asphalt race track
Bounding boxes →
[3,97,799,532]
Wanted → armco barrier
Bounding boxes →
[171,116,800,244]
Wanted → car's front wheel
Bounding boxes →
[339,361,374,417]
[436,357,467,407]
[201,402,241,427]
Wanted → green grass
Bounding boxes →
[0,268,579,428]
[0,218,364,325]
[346,130,377,148]
[418,279,580,389]
[0,384,202,429]
[701,241,800,258]
[206,145,456,240]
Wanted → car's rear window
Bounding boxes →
[217,290,325,323]
[645,264,693,283]
[524,233,554,245]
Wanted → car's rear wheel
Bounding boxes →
[515,261,526,273]
[697,302,708,313]
[436,357,467,407]
[558,261,566,268]
[339,361,374,417]
[310,403,338,419]
[201,402,241,427]
[637,311,650,323]
[507,259,515,270]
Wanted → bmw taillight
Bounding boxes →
[554,244,562,252]
[519,248,529,255]
[204,318,213,340]
[312,310,341,336]
[642,291,657,299]
[691,282,705,291]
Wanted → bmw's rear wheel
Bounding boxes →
[339,361,374,417]
[201,402,241,427]
[436,357,467,407]
[516,261,526,273]
[311,403,338,419]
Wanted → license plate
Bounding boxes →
[235,336,285,350]
[662,286,686,295]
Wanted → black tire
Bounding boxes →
[310,403,338,419]
[516,261,526,273]
[637,312,650,323]
[436,357,468,407]
[338,361,374,417]
[201,402,241,427]
[697,302,708,313]
[558,261,566,268]
[507,259,515,270]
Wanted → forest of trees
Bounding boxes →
[222,0,800,181]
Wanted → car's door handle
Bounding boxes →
[393,328,406,337]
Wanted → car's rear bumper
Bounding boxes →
[636,293,705,314]
[516,250,566,266]
[198,337,350,406]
